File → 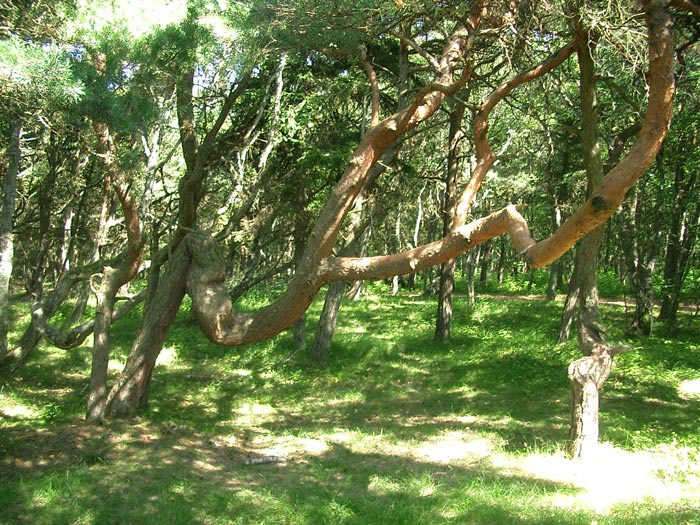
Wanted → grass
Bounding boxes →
[1,284,700,524]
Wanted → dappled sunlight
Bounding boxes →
[520,443,700,513]
[678,378,700,401]
[414,431,497,464]
[107,359,124,372]
[155,346,177,367]
[0,398,39,419]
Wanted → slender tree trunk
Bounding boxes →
[310,281,346,362]
[659,166,699,335]
[106,244,189,417]
[565,21,609,459]
[560,19,606,346]
[479,243,490,286]
[435,100,465,341]
[623,186,659,337]
[576,227,606,350]
[0,120,21,361]
[86,267,120,422]
[464,252,476,310]
[558,262,580,343]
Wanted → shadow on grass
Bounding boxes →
[2,419,698,525]
[0,420,585,525]
[3,295,700,523]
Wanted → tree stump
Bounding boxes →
[567,343,631,459]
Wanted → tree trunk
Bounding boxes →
[558,263,580,343]
[479,243,490,286]
[464,252,476,310]
[106,245,189,417]
[622,188,659,337]
[576,226,606,351]
[0,120,21,361]
[435,100,465,342]
[567,348,612,459]
[568,342,630,459]
[659,165,699,335]
[310,281,346,362]
[86,267,120,422]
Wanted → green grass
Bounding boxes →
[1,289,700,524]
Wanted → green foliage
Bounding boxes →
[0,34,84,118]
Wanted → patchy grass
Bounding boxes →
[1,291,700,524]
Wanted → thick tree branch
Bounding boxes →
[454,39,579,226]
[670,0,700,17]
[523,0,675,267]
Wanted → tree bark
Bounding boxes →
[659,165,699,335]
[559,18,607,346]
[106,243,190,417]
[0,120,22,361]
[310,281,346,362]
[568,343,630,459]
[435,100,465,342]
[567,348,612,459]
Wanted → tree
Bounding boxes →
[0,33,83,362]
[101,0,674,422]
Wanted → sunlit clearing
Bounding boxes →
[156,346,177,367]
[522,443,700,513]
[678,378,700,400]
[0,399,39,419]
[415,431,496,464]
[236,403,276,416]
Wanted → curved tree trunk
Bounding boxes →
[104,1,674,419]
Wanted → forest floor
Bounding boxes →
[1,292,699,524]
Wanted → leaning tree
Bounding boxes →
[8,0,679,459]
[100,0,676,466]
